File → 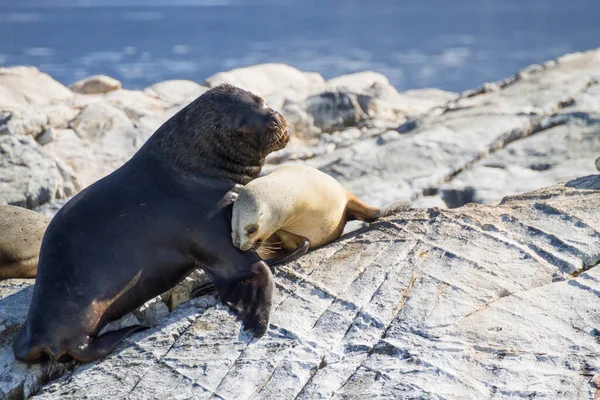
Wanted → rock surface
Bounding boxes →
[69,75,122,95]
[2,175,599,399]
[0,67,73,109]
[0,136,79,208]
[302,49,600,207]
[1,49,600,399]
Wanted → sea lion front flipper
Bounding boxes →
[191,239,309,298]
[215,261,275,338]
[66,325,148,363]
[265,238,309,268]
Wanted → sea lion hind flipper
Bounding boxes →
[217,261,275,338]
[66,325,148,363]
[265,238,309,268]
[376,199,411,218]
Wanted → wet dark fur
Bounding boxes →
[13,84,289,364]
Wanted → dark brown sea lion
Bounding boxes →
[13,84,290,363]
[0,205,50,280]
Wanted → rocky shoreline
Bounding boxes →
[1,49,600,399]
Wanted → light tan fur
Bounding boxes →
[231,164,407,260]
[0,205,50,280]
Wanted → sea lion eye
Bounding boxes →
[247,226,258,236]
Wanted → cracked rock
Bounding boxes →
[0,135,80,208]
[10,174,596,399]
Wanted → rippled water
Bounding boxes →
[1,0,599,92]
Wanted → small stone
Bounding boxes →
[35,128,56,145]
[133,297,170,327]
[69,75,122,94]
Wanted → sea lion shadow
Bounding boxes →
[564,174,600,190]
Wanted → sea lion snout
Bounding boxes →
[263,110,289,152]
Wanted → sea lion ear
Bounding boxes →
[236,116,254,135]
[237,124,254,135]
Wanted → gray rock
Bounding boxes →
[0,280,74,400]
[279,73,456,150]
[34,196,71,218]
[304,90,374,134]
[205,63,325,110]
[441,82,600,206]
[303,48,600,208]
[35,128,56,146]
[326,71,457,123]
[144,80,208,105]
[0,135,80,209]
[0,67,72,109]
[0,51,600,399]
[0,105,78,137]
[596,155,600,171]
[42,102,152,187]
[69,75,122,95]
[18,174,600,400]
[133,298,170,328]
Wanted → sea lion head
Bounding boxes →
[231,187,277,252]
[151,83,290,184]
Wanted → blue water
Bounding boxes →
[0,0,599,92]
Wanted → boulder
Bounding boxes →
[282,72,457,141]
[69,75,122,95]
[303,48,600,207]
[205,63,325,109]
[41,102,153,187]
[0,135,79,209]
[440,82,600,206]
[0,104,78,137]
[0,67,73,109]
[303,90,374,134]
[0,174,596,399]
[144,80,208,106]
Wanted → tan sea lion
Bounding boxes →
[0,205,50,280]
[231,164,411,260]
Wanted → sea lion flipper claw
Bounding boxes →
[191,282,218,297]
[265,239,309,269]
[67,325,148,363]
[218,261,274,338]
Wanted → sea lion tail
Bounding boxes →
[346,195,411,223]
[376,199,412,219]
